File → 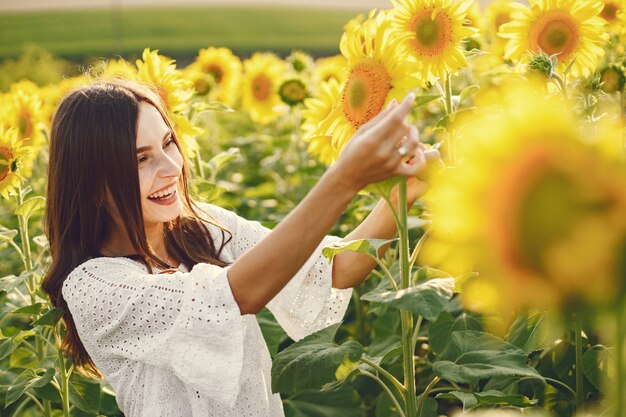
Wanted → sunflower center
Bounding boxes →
[204,64,224,84]
[530,11,580,61]
[251,74,272,101]
[600,2,618,21]
[0,146,14,182]
[409,8,453,57]
[341,59,392,129]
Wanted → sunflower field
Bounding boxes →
[1,0,626,416]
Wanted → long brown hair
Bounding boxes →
[42,79,232,379]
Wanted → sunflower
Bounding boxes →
[241,52,287,125]
[100,58,138,79]
[391,0,478,82]
[481,0,516,58]
[187,47,242,107]
[287,50,315,76]
[599,0,626,26]
[0,82,47,176]
[421,79,626,314]
[279,78,308,106]
[135,48,201,158]
[325,13,419,151]
[499,0,607,79]
[313,55,348,88]
[0,127,31,199]
[301,78,342,165]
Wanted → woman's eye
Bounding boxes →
[137,156,148,164]
[164,137,175,148]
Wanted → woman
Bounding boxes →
[42,79,434,417]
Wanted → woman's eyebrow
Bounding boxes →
[136,130,173,153]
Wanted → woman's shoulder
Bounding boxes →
[64,257,146,289]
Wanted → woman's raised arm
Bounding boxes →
[227,93,423,314]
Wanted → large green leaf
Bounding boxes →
[271,324,363,394]
[69,373,102,414]
[506,312,552,354]
[12,303,43,315]
[14,196,46,220]
[321,238,397,264]
[283,387,361,417]
[256,308,287,358]
[436,390,536,410]
[32,308,64,327]
[429,311,482,360]
[361,278,454,321]
[432,330,543,384]
[5,368,54,407]
[583,345,613,390]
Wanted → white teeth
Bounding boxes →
[148,184,176,200]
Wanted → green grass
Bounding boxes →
[0,6,363,62]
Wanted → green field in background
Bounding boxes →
[0,6,362,61]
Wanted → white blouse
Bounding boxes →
[61,202,353,417]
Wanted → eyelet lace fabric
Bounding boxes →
[61,202,352,417]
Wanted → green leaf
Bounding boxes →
[68,373,102,414]
[283,387,361,417]
[361,278,454,321]
[12,303,43,315]
[191,100,235,113]
[413,95,441,108]
[0,330,36,361]
[203,147,241,181]
[32,308,64,327]
[506,311,551,354]
[436,390,537,410]
[5,368,54,407]
[271,324,363,394]
[429,311,483,360]
[0,226,18,243]
[256,308,287,358]
[432,330,543,384]
[0,274,23,294]
[583,345,613,390]
[14,196,46,220]
[432,108,477,132]
[9,347,38,369]
[322,238,397,264]
[362,176,403,199]
[458,85,480,104]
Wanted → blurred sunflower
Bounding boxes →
[287,50,315,77]
[187,47,242,107]
[391,0,478,81]
[0,82,47,176]
[599,0,626,26]
[136,48,201,158]
[241,52,286,124]
[101,58,138,79]
[313,55,348,88]
[421,79,626,315]
[482,0,515,57]
[0,127,30,199]
[279,78,308,106]
[301,78,342,165]
[325,14,418,151]
[499,0,607,79]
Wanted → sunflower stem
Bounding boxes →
[417,376,441,417]
[55,324,71,417]
[16,186,52,417]
[616,301,625,417]
[574,314,584,411]
[398,177,417,417]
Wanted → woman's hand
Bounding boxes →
[331,93,427,192]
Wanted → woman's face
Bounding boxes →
[134,102,184,225]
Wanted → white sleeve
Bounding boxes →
[62,257,245,408]
[198,202,353,341]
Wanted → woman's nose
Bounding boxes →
[158,151,182,177]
